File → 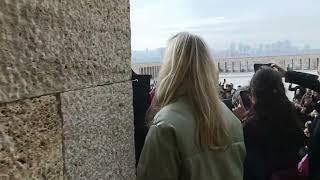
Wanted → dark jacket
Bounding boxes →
[285,71,320,92]
[285,71,320,180]
[243,115,305,180]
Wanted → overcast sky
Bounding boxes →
[130,0,320,50]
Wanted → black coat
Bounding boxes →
[243,116,305,180]
[285,71,320,180]
[285,71,320,92]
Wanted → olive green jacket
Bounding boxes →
[137,98,246,180]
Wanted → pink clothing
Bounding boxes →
[298,154,309,176]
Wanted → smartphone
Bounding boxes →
[239,91,252,111]
[254,63,272,72]
[222,98,234,110]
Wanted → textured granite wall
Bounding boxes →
[0,0,134,179]
[62,82,134,179]
[0,95,63,179]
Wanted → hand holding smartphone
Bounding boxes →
[233,90,251,121]
[254,63,272,72]
[239,90,251,111]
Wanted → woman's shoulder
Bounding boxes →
[153,99,194,127]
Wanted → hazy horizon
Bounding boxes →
[130,0,320,51]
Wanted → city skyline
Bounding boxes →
[132,40,320,64]
[130,0,320,51]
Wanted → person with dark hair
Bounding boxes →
[289,84,306,103]
[242,67,305,180]
[300,89,314,115]
[272,64,320,180]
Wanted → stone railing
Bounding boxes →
[216,54,320,73]
[132,63,162,80]
[132,54,320,78]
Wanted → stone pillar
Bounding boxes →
[0,1,135,180]
[239,61,242,72]
[308,58,311,70]
[151,67,153,77]
[292,59,294,70]
[156,66,158,78]
[300,59,303,70]
[224,62,228,72]
[232,62,235,72]
[246,61,249,72]
[155,66,157,77]
[317,58,320,71]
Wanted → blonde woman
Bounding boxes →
[137,32,245,180]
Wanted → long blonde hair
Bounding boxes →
[153,32,229,147]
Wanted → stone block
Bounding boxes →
[0,95,63,179]
[0,0,131,103]
[61,82,135,180]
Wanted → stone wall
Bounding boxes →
[0,0,135,179]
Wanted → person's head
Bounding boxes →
[154,32,229,146]
[312,90,319,97]
[250,66,286,106]
[294,87,305,100]
[312,91,320,102]
[225,91,232,99]
[305,89,312,97]
[249,66,301,129]
[302,95,313,107]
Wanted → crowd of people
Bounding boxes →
[219,79,238,99]
[138,32,319,180]
[290,85,320,121]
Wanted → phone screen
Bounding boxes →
[254,63,272,72]
[239,91,252,111]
